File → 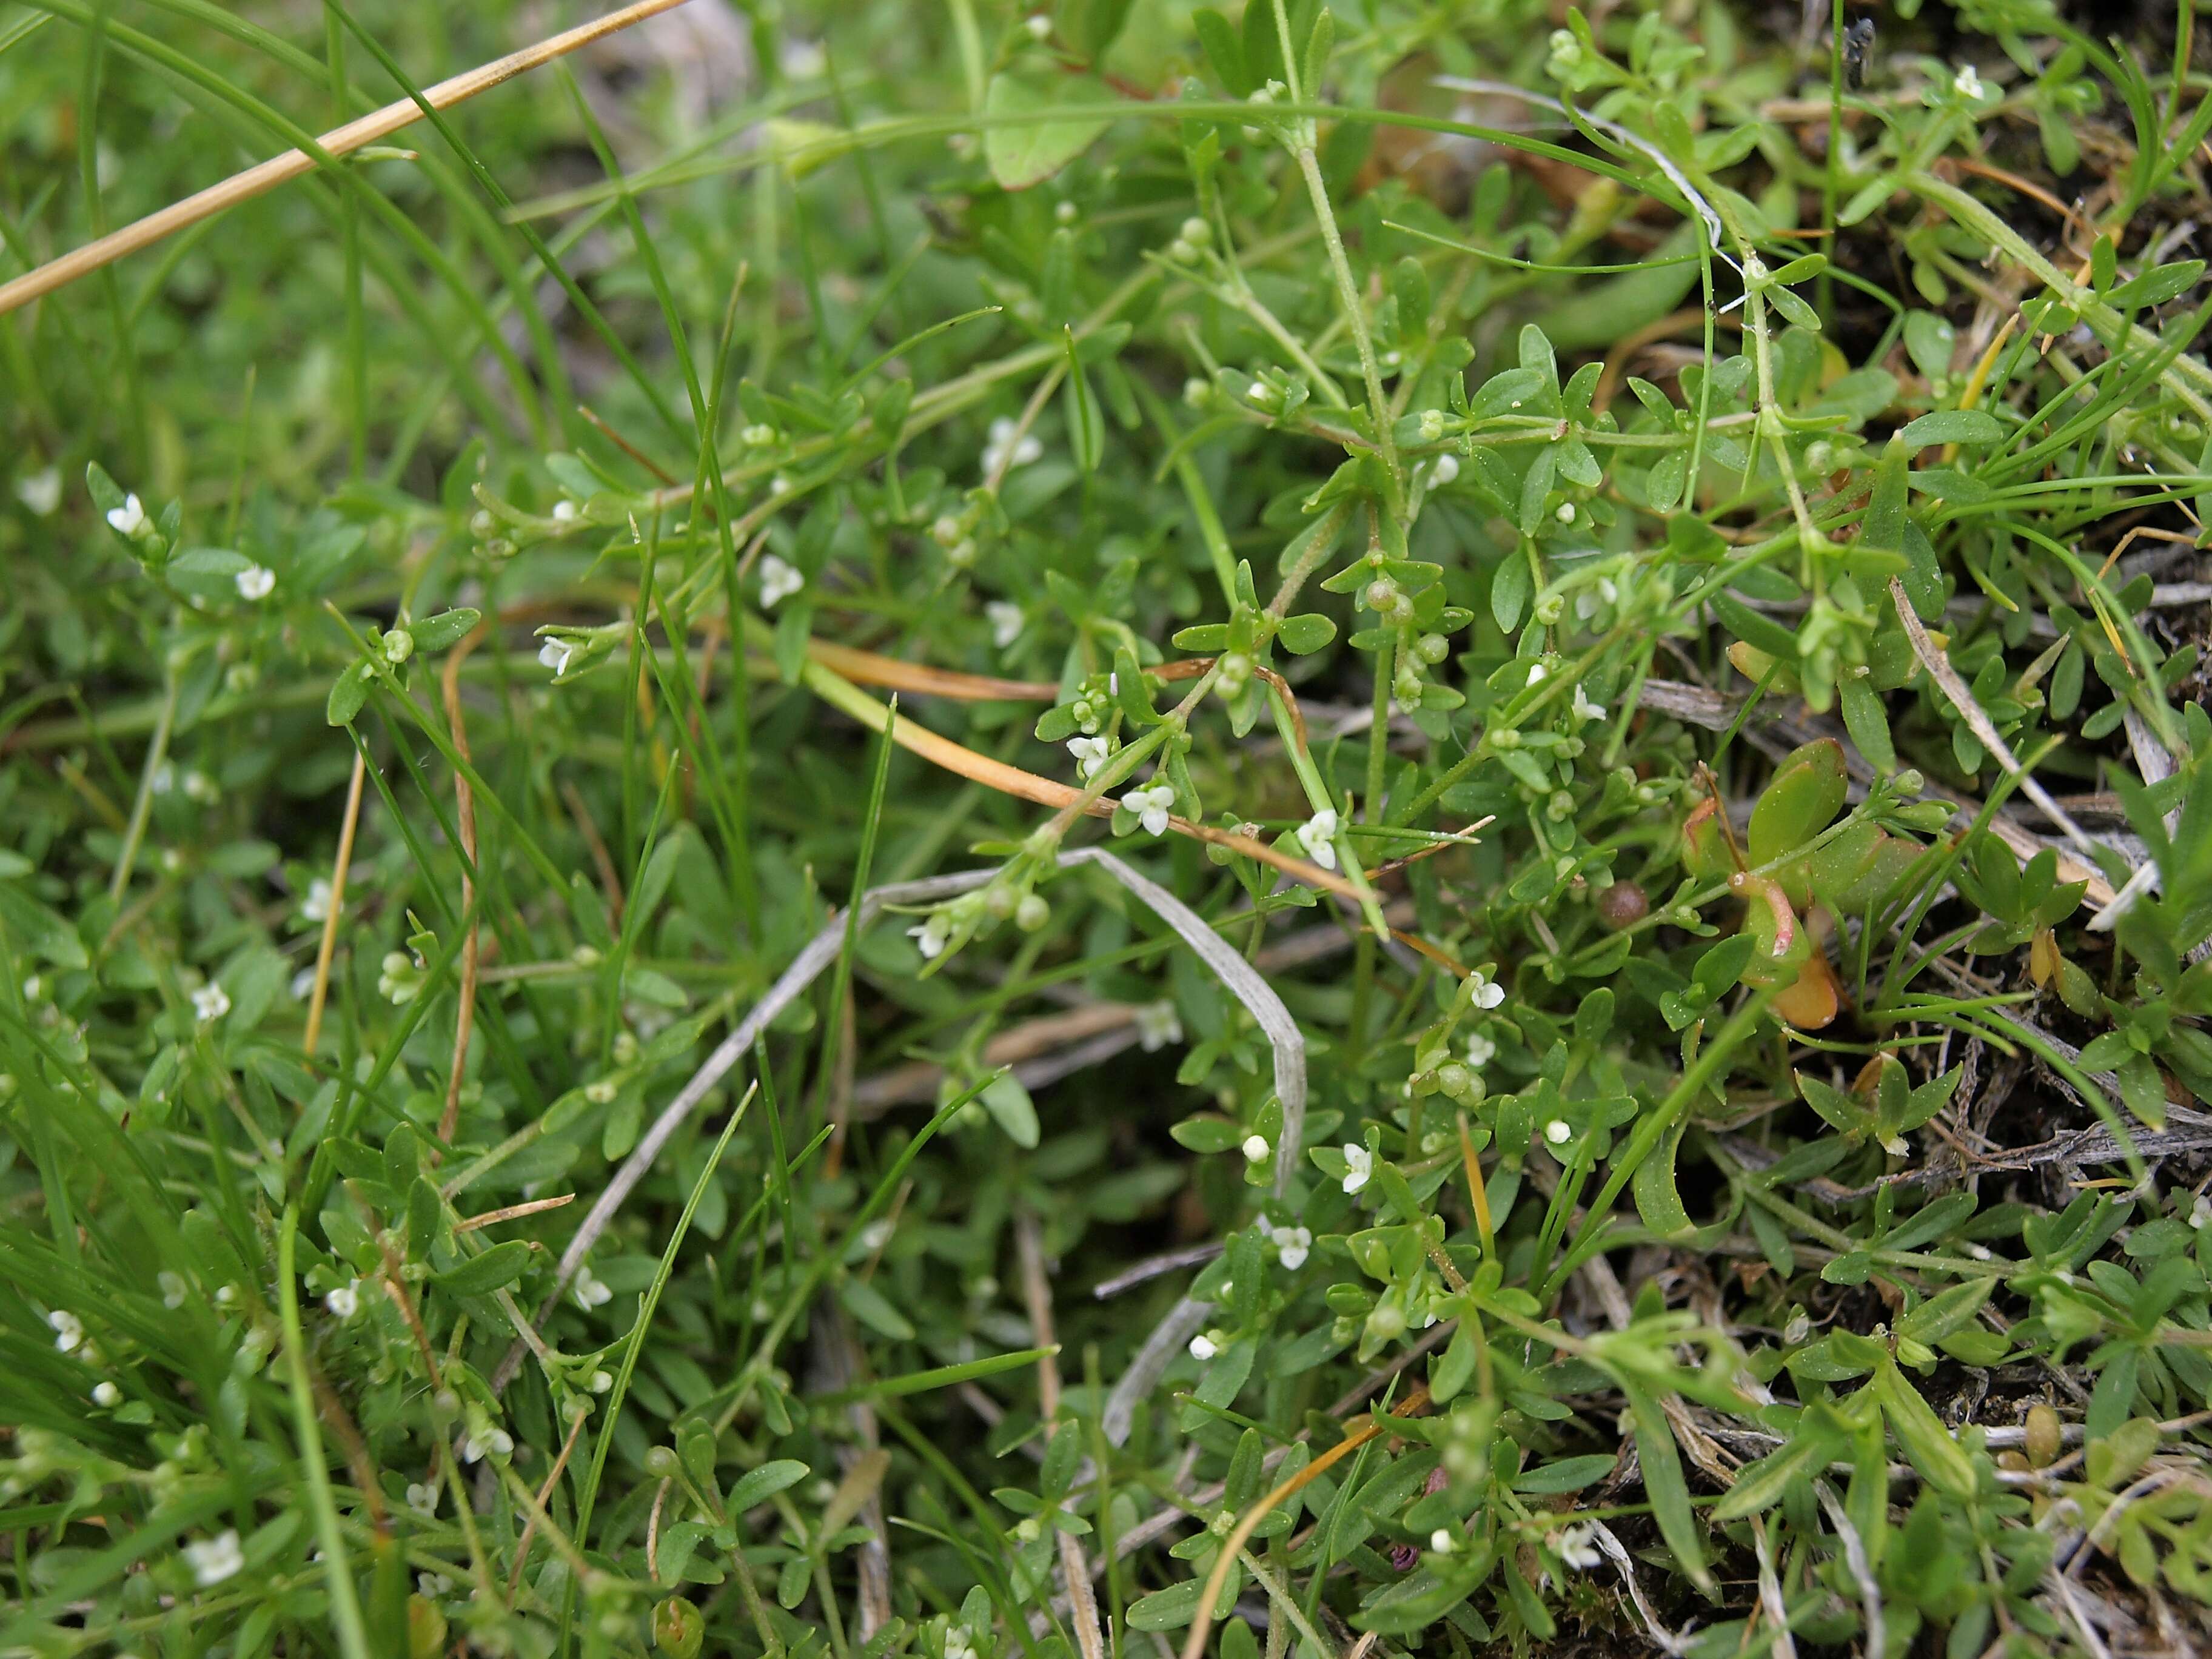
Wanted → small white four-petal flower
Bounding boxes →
[235,565,275,601]
[986,600,1025,650]
[538,638,574,677]
[1187,1330,1221,1362]
[1341,1143,1373,1195]
[572,1264,613,1310]
[759,554,805,608]
[1133,999,1182,1051]
[184,1529,245,1587]
[1572,686,1606,725]
[1296,808,1339,870]
[1124,782,1176,836]
[1067,735,1111,780]
[1468,970,1505,1011]
[1269,1224,1312,1270]
[325,1281,361,1320]
[106,493,148,537]
[1555,1521,1603,1570]
[1464,1030,1496,1067]
[191,984,231,1024]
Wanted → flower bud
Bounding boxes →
[1016,894,1050,931]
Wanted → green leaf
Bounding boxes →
[839,1275,916,1340]
[1632,1121,1694,1239]
[1748,739,1848,863]
[1192,8,1248,93]
[434,1238,534,1297]
[325,663,372,727]
[1871,1358,1978,1496]
[409,608,481,652]
[1620,1378,1712,1594]
[980,1071,1041,1148]
[983,73,1113,190]
[1276,612,1336,654]
[1062,327,1104,472]
[1838,675,1895,773]
[1128,1581,1205,1631]
[1897,409,2005,447]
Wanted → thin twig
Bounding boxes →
[303,749,367,1054]
[454,1193,575,1233]
[0,0,696,315]
[507,1406,588,1604]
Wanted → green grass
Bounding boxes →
[7,0,2212,1654]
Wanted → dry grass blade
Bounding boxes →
[454,1193,575,1233]
[807,638,1057,703]
[1886,577,2103,861]
[1175,1386,1432,1659]
[303,750,367,1055]
[439,630,484,1145]
[0,0,695,316]
[1017,1212,1106,1659]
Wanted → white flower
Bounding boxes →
[779,36,825,78]
[184,1530,244,1587]
[290,968,318,1001]
[551,499,579,523]
[908,911,953,960]
[297,877,332,925]
[149,761,176,795]
[106,493,148,536]
[191,983,230,1024]
[1296,808,1339,870]
[1241,1134,1271,1164]
[1024,12,1051,37]
[1525,662,1548,686]
[982,416,1043,475]
[93,1380,122,1407]
[572,1264,613,1310]
[325,1281,360,1320]
[1469,971,1505,1011]
[1429,454,1460,486]
[1133,999,1182,1051]
[1953,64,1985,99]
[1430,1529,1455,1553]
[986,600,1025,650]
[418,1572,454,1597]
[406,1481,438,1517]
[1544,1119,1573,1146]
[183,770,218,805]
[1555,501,1575,524]
[1341,1143,1373,1195]
[2191,1195,2210,1231]
[1571,686,1606,725]
[1270,1225,1312,1270]
[759,554,805,608]
[858,1218,896,1253]
[944,1624,977,1659]
[160,1272,187,1309]
[1125,782,1176,837]
[1555,1521,1603,1570]
[538,637,574,677]
[1187,1330,1220,1362]
[16,467,61,515]
[234,565,275,601]
[460,1426,513,1464]
[49,1309,84,1353]
[1067,735,1111,780]
[1464,1031,1495,1067]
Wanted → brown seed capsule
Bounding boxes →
[2025,1403,2062,1468]
[1595,881,1649,930]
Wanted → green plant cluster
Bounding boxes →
[5,0,2212,1655]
